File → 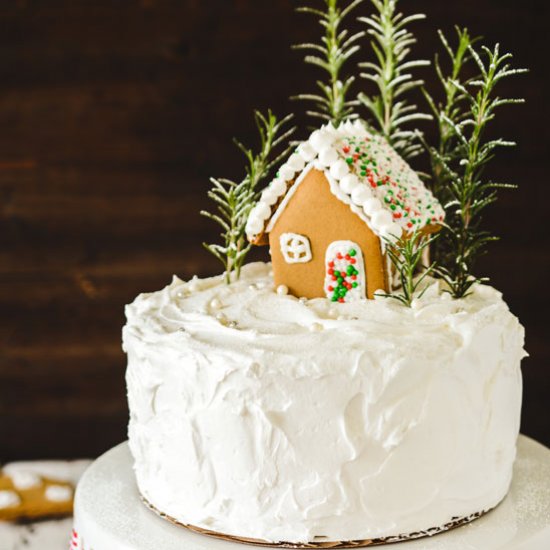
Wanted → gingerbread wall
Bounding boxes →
[268,169,387,299]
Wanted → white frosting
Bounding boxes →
[124,263,525,544]
[246,120,444,243]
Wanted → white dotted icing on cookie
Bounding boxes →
[0,489,20,509]
[9,470,42,490]
[246,120,444,242]
[45,484,73,502]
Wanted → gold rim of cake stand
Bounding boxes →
[141,495,493,548]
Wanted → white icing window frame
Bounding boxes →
[279,233,312,264]
[324,240,367,302]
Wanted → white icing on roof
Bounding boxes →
[246,120,444,243]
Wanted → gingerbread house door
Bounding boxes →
[324,241,366,302]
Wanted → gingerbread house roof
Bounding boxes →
[246,120,444,244]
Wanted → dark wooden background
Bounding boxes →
[0,0,548,461]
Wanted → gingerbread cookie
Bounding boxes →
[0,469,74,521]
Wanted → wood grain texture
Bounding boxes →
[1,0,549,460]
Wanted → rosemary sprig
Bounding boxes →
[423,34,527,298]
[202,110,295,284]
[293,0,366,125]
[382,230,438,307]
[422,28,479,204]
[358,0,431,159]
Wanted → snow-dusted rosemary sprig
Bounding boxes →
[422,28,479,202]
[202,111,295,284]
[423,35,527,298]
[382,230,438,307]
[358,0,431,159]
[293,0,366,125]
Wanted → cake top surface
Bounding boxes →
[245,121,445,244]
[124,263,522,369]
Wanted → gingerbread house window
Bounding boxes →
[280,233,312,264]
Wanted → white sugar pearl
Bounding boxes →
[361,189,378,204]
[246,216,263,236]
[310,130,333,153]
[276,285,289,296]
[371,209,393,228]
[254,202,271,220]
[309,322,324,333]
[381,222,403,240]
[340,174,359,194]
[209,298,222,310]
[279,164,296,181]
[261,187,279,206]
[298,141,317,162]
[318,147,338,166]
[215,312,227,324]
[287,153,306,172]
[363,197,382,216]
[0,490,20,509]
[270,178,287,195]
[351,186,371,205]
[329,159,350,180]
[45,485,73,503]
[10,471,41,490]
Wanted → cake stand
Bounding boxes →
[74,436,550,550]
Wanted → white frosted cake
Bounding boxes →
[120,262,525,545]
[70,0,530,544]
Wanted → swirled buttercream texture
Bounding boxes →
[124,262,525,544]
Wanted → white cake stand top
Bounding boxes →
[74,436,550,550]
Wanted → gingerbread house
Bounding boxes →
[246,121,444,301]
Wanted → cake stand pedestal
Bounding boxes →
[74,436,550,550]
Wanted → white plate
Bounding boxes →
[71,435,550,550]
